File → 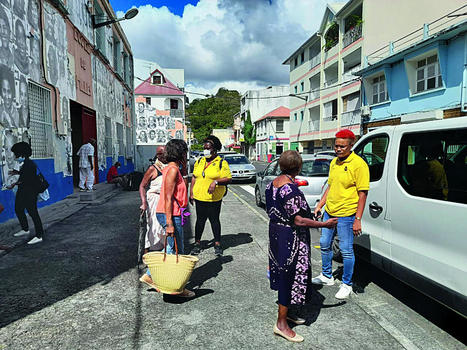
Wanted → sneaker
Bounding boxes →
[214,245,223,256]
[13,230,30,237]
[190,243,201,255]
[311,273,335,286]
[79,188,86,192]
[27,237,43,245]
[86,189,93,192]
[335,283,353,299]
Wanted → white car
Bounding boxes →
[221,153,256,182]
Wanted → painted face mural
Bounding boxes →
[148,130,156,140]
[27,0,39,32]
[47,45,58,85]
[13,0,25,19]
[14,19,29,75]
[0,15,9,49]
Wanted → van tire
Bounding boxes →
[255,186,263,207]
[332,238,343,263]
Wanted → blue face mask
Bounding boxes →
[16,157,25,163]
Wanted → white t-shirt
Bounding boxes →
[77,143,94,168]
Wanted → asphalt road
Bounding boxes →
[0,187,465,349]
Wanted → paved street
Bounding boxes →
[0,182,465,349]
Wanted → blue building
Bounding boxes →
[357,19,467,130]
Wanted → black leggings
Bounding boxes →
[194,199,222,243]
[15,190,44,238]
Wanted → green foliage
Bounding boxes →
[243,110,256,145]
[186,88,240,149]
[324,22,339,51]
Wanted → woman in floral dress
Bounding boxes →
[266,151,337,343]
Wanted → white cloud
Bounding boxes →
[119,0,347,95]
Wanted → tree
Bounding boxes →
[242,110,256,157]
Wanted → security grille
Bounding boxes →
[105,118,112,156]
[28,82,52,158]
[116,123,123,156]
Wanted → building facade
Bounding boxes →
[134,68,186,171]
[357,20,467,129]
[283,0,465,153]
[255,106,291,162]
[0,0,136,223]
[240,86,289,159]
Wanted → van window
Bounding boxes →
[397,129,467,204]
[354,134,389,182]
[265,161,278,176]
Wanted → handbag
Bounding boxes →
[35,166,49,194]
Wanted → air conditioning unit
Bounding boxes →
[361,105,371,117]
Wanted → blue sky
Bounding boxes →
[109,0,199,16]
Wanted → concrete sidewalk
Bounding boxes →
[0,182,122,257]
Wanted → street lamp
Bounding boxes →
[289,93,308,102]
[92,8,139,29]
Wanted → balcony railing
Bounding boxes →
[342,65,361,83]
[308,88,320,101]
[323,78,338,88]
[170,109,184,118]
[309,54,321,70]
[340,109,362,126]
[308,118,320,132]
[343,23,362,48]
[323,115,338,123]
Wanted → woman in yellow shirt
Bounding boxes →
[190,135,232,256]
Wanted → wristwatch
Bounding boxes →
[214,180,218,186]
[355,216,361,220]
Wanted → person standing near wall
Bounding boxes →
[77,138,96,192]
[8,142,44,244]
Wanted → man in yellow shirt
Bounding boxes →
[190,135,232,256]
[312,129,369,299]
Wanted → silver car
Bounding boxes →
[255,154,334,209]
[222,153,256,182]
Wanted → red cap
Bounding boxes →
[335,129,355,140]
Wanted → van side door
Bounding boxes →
[353,132,392,261]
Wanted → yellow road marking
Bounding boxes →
[228,188,269,223]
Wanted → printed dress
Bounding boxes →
[266,182,312,306]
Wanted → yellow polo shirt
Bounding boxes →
[193,156,232,202]
[325,152,370,217]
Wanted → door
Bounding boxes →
[81,108,98,183]
[353,132,392,259]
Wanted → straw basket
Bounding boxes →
[143,237,199,294]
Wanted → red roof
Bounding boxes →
[135,69,184,96]
[255,106,290,123]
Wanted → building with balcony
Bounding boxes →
[356,20,467,131]
[0,0,136,223]
[283,0,465,153]
[240,86,289,159]
[134,67,186,171]
[255,106,291,162]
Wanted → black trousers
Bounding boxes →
[15,189,44,238]
[194,199,222,243]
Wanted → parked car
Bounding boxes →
[314,150,336,157]
[331,117,467,317]
[255,154,333,209]
[222,153,256,182]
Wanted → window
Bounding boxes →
[116,123,124,156]
[152,75,162,84]
[354,134,389,182]
[265,161,278,176]
[300,81,304,92]
[126,126,132,157]
[397,129,467,204]
[94,1,106,55]
[300,51,304,64]
[294,113,297,121]
[294,57,298,67]
[145,97,151,105]
[28,82,52,158]
[276,120,284,132]
[371,75,388,105]
[416,54,442,93]
[294,86,298,94]
[113,36,121,74]
[300,111,304,120]
[170,99,179,110]
[123,53,129,84]
[105,118,112,156]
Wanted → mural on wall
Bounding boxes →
[136,102,184,146]
[67,0,93,43]
[1,128,18,189]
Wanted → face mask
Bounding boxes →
[16,157,25,163]
[203,149,212,157]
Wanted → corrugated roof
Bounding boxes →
[134,69,184,96]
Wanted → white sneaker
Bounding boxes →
[311,273,335,286]
[27,237,43,245]
[13,230,30,237]
[335,283,353,299]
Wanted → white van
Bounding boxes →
[351,117,467,317]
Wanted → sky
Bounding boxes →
[111,0,348,99]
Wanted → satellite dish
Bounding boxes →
[125,8,139,20]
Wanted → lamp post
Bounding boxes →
[92,8,139,29]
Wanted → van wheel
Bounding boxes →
[255,186,263,207]
[332,238,343,263]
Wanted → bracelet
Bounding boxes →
[214,180,218,186]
